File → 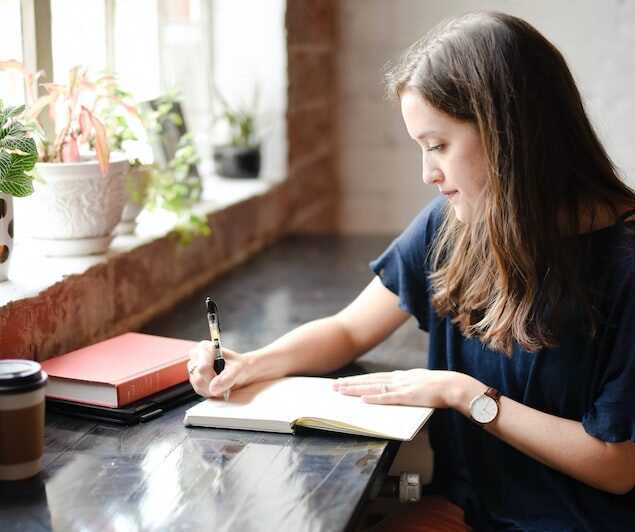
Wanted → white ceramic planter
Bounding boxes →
[0,193,13,281]
[16,154,128,256]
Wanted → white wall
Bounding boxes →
[337,0,635,234]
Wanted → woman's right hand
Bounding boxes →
[187,341,251,398]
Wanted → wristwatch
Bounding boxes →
[468,387,501,425]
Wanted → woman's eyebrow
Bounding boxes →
[415,130,443,140]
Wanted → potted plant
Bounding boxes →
[0,100,37,281]
[212,87,261,178]
[0,61,129,256]
[142,95,208,243]
[143,131,209,245]
[96,84,209,242]
[95,72,152,235]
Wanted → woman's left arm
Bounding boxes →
[334,370,635,495]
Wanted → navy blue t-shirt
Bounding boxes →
[370,196,635,531]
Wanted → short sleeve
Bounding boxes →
[369,196,446,331]
[582,275,635,442]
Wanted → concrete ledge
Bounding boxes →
[0,175,326,361]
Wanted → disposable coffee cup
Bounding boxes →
[0,360,48,481]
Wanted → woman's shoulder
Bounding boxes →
[420,193,447,223]
[390,195,448,268]
[584,220,635,291]
[587,218,635,255]
[402,195,448,242]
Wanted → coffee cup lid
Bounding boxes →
[0,359,48,394]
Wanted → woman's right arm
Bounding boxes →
[189,276,410,398]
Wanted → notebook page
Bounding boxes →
[184,378,306,430]
[291,377,433,440]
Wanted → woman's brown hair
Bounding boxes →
[384,12,635,354]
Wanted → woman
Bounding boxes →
[189,12,635,530]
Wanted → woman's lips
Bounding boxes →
[441,190,457,199]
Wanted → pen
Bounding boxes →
[206,297,230,401]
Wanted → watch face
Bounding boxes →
[470,394,498,424]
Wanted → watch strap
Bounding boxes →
[485,387,501,402]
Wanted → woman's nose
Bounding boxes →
[422,158,443,185]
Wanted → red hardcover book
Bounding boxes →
[41,333,197,407]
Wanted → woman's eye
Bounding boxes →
[427,144,442,152]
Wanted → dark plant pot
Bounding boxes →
[213,145,261,178]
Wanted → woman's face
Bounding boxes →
[400,88,488,223]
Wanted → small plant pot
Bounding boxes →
[114,164,152,235]
[213,145,261,178]
[0,193,14,282]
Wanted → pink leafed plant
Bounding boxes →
[0,61,111,176]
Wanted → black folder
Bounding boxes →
[45,381,199,425]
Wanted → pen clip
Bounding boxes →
[205,297,221,333]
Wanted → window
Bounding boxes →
[0,0,25,104]
[0,0,286,176]
[113,0,161,102]
[51,0,107,82]
[159,0,213,144]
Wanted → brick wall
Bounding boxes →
[286,0,339,233]
[0,191,291,360]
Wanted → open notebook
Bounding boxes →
[183,376,434,441]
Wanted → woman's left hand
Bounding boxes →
[333,369,464,408]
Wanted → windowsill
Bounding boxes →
[0,174,282,306]
[0,162,337,362]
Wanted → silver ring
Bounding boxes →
[188,364,197,375]
[380,384,388,393]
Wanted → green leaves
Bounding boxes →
[0,103,27,125]
[0,101,37,197]
[212,86,260,148]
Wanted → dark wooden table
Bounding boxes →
[0,236,428,532]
